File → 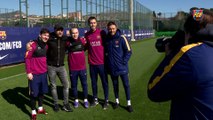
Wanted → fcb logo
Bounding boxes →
[0,31,7,40]
[97,35,101,39]
[192,9,203,21]
[115,40,119,44]
[115,40,119,47]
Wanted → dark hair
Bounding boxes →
[184,9,213,36]
[40,28,50,34]
[107,21,117,27]
[87,16,97,24]
[54,24,64,31]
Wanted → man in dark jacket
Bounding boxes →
[105,21,133,112]
[148,9,213,120]
[47,25,72,112]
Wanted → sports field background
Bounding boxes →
[0,38,170,120]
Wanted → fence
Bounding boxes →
[0,0,153,30]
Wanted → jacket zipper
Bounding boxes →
[57,38,60,66]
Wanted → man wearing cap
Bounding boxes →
[47,25,72,112]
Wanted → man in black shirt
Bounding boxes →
[47,25,72,112]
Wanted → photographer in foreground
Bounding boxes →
[148,9,213,120]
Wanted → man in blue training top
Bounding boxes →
[104,21,133,112]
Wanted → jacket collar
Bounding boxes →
[37,37,46,48]
[188,24,213,45]
[196,24,213,41]
[69,37,80,41]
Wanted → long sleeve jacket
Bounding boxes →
[104,29,132,76]
[148,24,213,120]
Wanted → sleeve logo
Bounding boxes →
[192,9,203,21]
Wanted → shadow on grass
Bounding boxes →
[2,86,129,115]
[44,86,94,109]
[1,87,31,117]
[1,86,53,117]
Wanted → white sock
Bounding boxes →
[84,99,88,102]
[38,106,43,111]
[75,99,79,102]
[127,100,131,106]
[94,98,98,101]
[32,110,37,115]
[116,98,119,104]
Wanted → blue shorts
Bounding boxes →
[29,72,48,97]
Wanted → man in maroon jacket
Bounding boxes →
[67,28,89,108]
[25,28,50,120]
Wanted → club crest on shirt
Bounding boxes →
[97,35,101,39]
[115,41,119,44]
[115,40,119,47]
[192,9,203,21]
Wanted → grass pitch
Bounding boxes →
[0,38,170,120]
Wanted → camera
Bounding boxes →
[155,30,185,53]
[155,37,171,52]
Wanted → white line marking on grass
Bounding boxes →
[0,73,25,81]
[0,61,69,81]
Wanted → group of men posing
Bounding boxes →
[25,16,133,120]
